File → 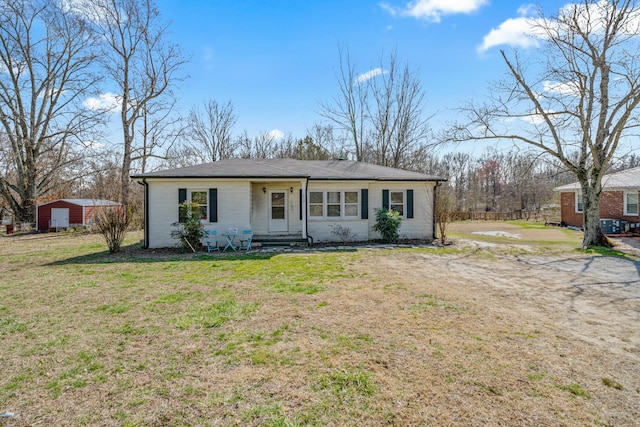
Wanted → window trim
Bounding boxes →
[389,190,405,217]
[575,191,583,213]
[189,189,209,222]
[624,191,639,216]
[308,190,359,220]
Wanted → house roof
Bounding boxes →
[554,166,640,191]
[132,158,445,182]
[38,199,121,207]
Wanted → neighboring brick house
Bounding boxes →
[554,167,640,228]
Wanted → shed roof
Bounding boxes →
[554,166,640,191]
[132,158,444,182]
[38,199,121,207]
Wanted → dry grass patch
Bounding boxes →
[0,228,638,426]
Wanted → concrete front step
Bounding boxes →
[252,234,308,247]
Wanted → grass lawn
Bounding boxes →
[0,226,638,426]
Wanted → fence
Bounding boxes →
[452,211,557,222]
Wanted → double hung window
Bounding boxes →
[190,190,208,221]
[625,192,639,216]
[575,192,583,213]
[390,191,404,216]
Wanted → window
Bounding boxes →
[309,192,324,217]
[190,190,208,220]
[390,191,404,216]
[179,188,216,223]
[576,192,583,213]
[345,191,359,217]
[327,192,341,217]
[308,190,359,219]
[625,191,639,216]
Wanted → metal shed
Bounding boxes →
[36,199,121,232]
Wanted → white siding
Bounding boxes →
[145,178,436,247]
[250,182,303,235]
[147,179,252,248]
[307,181,436,243]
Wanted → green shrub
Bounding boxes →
[171,202,204,252]
[373,208,402,243]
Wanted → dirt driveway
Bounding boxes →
[360,221,640,425]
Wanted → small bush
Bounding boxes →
[331,224,354,243]
[95,208,130,253]
[373,208,402,243]
[171,202,204,252]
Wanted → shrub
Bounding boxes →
[373,208,402,243]
[95,207,131,253]
[171,202,204,252]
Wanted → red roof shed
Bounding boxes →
[36,199,121,231]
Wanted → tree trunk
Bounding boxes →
[581,184,611,249]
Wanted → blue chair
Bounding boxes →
[204,229,219,252]
[239,229,253,251]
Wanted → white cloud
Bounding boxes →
[478,0,640,53]
[355,68,386,84]
[477,5,547,53]
[381,0,488,23]
[83,140,105,150]
[83,92,120,112]
[543,80,581,96]
[267,129,285,140]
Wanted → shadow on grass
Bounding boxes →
[46,242,284,265]
[46,243,359,266]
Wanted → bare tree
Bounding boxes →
[319,46,368,161]
[454,0,640,248]
[321,47,432,168]
[368,51,432,168]
[85,0,187,207]
[252,131,277,159]
[186,99,237,163]
[0,0,102,222]
[136,97,185,173]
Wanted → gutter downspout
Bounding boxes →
[433,181,440,241]
[304,177,313,246]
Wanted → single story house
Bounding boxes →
[36,199,121,232]
[554,166,640,228]
[132,158,445,249]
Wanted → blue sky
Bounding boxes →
[154,0,567,139]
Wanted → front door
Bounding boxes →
[269,191,288,232]
[51,208,69,228]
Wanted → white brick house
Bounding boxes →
[132,158,445,248]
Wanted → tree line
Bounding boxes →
[2,0,640,250]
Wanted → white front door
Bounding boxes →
[51,208,69,228]
[269,191,288,232]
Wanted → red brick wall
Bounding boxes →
[560,190,640,227]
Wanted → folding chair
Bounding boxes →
[239,229,253,251]
[204,229,219,252]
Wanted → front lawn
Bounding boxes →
[0,229,637,426]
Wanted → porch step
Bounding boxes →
[252,235,308,247]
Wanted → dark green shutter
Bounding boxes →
[361,189,368,219]
[299,189,303,220]
[209,189,218,222]
[407,189,414,218]
[178,188,187,222]
[382,189,389,210]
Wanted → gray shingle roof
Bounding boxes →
[554,166,640,191]
[132,159,444,181]
[38,199,121,207]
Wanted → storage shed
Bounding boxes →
[36,199,121,232]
